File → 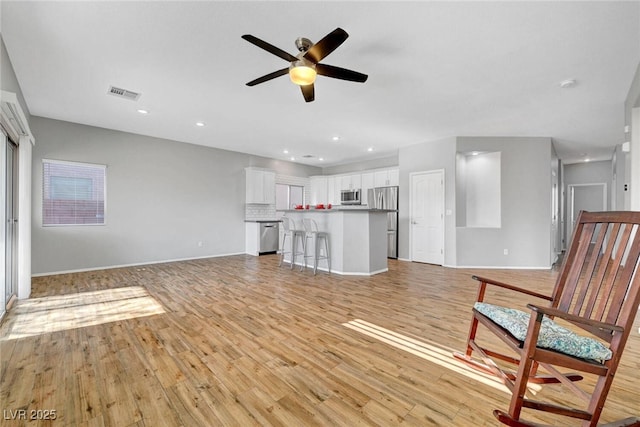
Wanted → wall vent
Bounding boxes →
[107,86,141,101]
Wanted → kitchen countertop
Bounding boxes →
[279,208,396,213]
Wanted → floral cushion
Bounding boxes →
[474,302,612,361]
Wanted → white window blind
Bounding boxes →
[42,159,106,226]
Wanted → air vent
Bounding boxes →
[107,86,141,101]
[302,154,314,158]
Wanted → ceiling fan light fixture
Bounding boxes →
[289,61,316,86]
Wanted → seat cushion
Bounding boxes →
[474,302,612,361]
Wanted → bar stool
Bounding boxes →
[302,218,330,275]
[279,216,305,269]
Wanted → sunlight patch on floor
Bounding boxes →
[1,286,165,341]
[343,318,541,395]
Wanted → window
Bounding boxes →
[43,159,106,226]
[275,183,304,210]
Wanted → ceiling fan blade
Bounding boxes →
[300,84,315,103]
[242,34,298,62]
[246,68,289,86]
[303,28,348,63]
[316,63,368,83]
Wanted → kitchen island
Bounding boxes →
[281,208,391,275]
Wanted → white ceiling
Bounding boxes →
[2,1,639,167]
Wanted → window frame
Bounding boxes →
[275,183,304,210]
[42,159,107,227]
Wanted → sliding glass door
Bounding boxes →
[1,131,18,319]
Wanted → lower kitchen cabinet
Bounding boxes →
[245,221,279,256]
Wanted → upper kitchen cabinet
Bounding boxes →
[361,172,375,190]
[328,176,341,205]
[309,176,328,205]
[340,174,362,191]
[361,172,375,205]
[374,168,399,187]
[245,167,275,204]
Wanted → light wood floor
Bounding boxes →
[1,256,638,426]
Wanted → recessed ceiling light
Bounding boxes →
[283,149,289,154]
[584,158,590,162]
[471,151,479,156]
[332,136,340,141]
[290,156,295,161]
[319,158,324,161]
[137,109,149,114]
[559,79,577,89]
[195,122,205,127]
[367,147,373,152]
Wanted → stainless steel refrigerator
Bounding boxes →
[368,186,398,258]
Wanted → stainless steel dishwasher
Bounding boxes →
[259,222,279,255]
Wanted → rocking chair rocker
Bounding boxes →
[454,211,640,427]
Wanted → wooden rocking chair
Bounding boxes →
[454,211,640,427]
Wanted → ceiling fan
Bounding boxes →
[242,28,368,102]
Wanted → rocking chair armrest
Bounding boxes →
[472,275,554,301]
[526,304,624,332]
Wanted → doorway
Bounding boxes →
[410,170,444,265]
[567,183,606,244]
[1,131,18,319]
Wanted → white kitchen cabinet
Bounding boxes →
[374,168,399,187]
[245,222,260,255]
[334,177,342,204]
[388,169,399,186]
[263,171,275,203]
[325,176,341,205]
[361,172,375,205]
[245,168,276,204]
[340,173,362,191]
[309,176,327,205]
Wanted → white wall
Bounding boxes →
[30,116,320,275]
[1,38,30,118]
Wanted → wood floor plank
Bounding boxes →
[0,255,638,426]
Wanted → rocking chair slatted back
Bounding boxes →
[553,211,640,342]
[455,210,640,426]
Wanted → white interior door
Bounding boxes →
[410,170,444,265]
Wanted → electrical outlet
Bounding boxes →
[503,249,509,255]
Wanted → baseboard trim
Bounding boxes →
[280,260,388,276]
[446,264,552,270]
[31,252,246,277]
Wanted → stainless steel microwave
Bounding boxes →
[340,189,361,205]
